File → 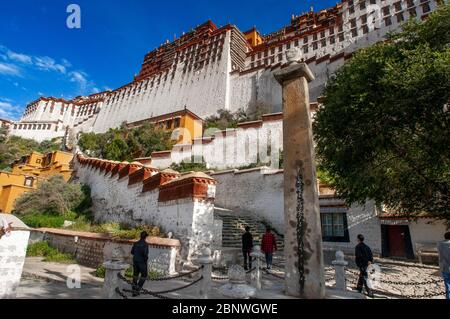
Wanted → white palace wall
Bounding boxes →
[211,167,383,254]
[74,155,217,262]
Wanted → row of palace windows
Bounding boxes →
[13,123,53,130]
[347,0,433,15]
[155,117,181,130]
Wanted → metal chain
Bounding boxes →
[117,273,204,298]
[115,287,128,299]
[147,265,204,281]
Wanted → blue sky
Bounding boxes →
[0,0,336,120]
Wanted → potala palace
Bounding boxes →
[8,0,441,143]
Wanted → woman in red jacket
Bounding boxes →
[261,226,277,269]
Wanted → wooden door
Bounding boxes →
[388,225,407,258]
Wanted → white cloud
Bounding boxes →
[7,51,32,64]
[0,62,21,76]
[92,87,100,94]
[35,56,66,73]
[0,99,22,120]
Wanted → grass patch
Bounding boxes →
[27,241,76,264]
[21,212,77,228]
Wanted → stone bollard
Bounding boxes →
[250,245,264,290]
[196,247,213,299]
[218,265,256,299]
[332,251,348,291]
[102,260,129,299]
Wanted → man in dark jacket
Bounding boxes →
[131,231,149,296]
[355,234,374,298]
[242,226,253,270]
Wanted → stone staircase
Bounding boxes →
[214,207,284,250]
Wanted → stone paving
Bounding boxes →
[17,257,446,299]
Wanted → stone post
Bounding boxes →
[218,265,256,299]
[332,251,348,291]
[197,247,213,299]
[250,245,264,290]
[274,49,325,299]
[102,260,129,299]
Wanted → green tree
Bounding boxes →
[313,5,450,222]
[77,123,175,161]
[14,175,86,216]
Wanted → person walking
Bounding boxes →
[355,234,374,298]
[242,226,254,270]
[131,231,149,297]
[261,226,277,269]
[438,231,450,300]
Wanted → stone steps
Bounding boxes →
[214,207,284,250]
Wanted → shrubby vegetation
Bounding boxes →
[26,241,76,264]
[16,175,164,239]
[78,123,175,161]
[313,5,450,222]
[0,134,61,171]
[14,175,89,216]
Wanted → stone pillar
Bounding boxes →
[196,247,213,299]
[332,251,348,291]
[102,260,129,299]
[250,245,264,290]
[274,50,325,299]
[219,265,256,299]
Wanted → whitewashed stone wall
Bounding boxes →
[0,215,30,299]
[211,167,383,253]
[74,158,216,263]
[409,218,448,255]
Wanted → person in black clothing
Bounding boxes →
[242,226,253,270]
[131,231,149,296]
[355,234,374,298]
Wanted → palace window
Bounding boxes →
[321,211,350,242]
[382,6,390,16]
[352,28,358,37]
[321,39,326,47]
[270,56,275,64]
[313,33,317,41]
[406,0,414,8]
[278,45,283,52]
[294,39,299,47]
[421,2,430,13]
[320,31,325,38]
[174,118,181,128]
[384,16,392,26]
[339,33,345,42]
[277,53,283,62]
[286,42,291,50]
[24,177,34,188]
[329,36,335,44]
[329,27,334,35]
[303,46,309,54]
[250,62,254,68]
[360,0,366,10]
[312,42,318,50]
[370,0,376,4]
[362,25,369,34]
[396,12,404,22]
[394,1,402,11]
[303,37,308,44]
[361,14,367,24]
[349,5,355,14]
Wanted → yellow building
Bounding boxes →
[243,27,264,48]
[0,150,74,213]
[127,108,204,144]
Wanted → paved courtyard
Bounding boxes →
[17,257,446,299]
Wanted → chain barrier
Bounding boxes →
[115,287,128,299]
[147,265,204,281]
[117,272,204,299]
[246,267,257,274]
